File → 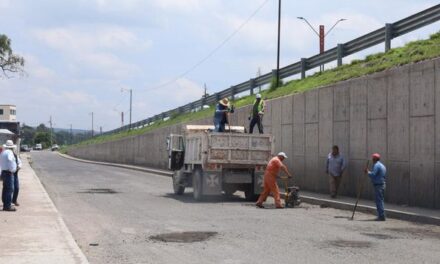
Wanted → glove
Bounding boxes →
[248,116,251,120]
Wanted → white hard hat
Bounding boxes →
[277,152,288,159]
[256,93,262,99]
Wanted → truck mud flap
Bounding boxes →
[202,171,222,195]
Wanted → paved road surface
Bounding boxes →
[31,151,440,264]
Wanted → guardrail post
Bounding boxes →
[337,44,344,67]
[300,58,307,79]
[230,86,236,101]
[385,23,393,52]
[249,78,256,95]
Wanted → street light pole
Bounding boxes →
[297,17,346,71]
[121,87,133,130]
[276,0,282,88]
[89,112,94,137]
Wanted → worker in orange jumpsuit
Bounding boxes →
[256,152,292,209]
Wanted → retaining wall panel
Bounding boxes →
[367,73,388,120]
[409,61,435,117]
[305,89,318,123]
[333,82,350,122]
[410,161,435,208]
[367,119,387,160]
[281,96,293,124]
[387,66,410,161]
[349,79,367,160]
[386,161,410,205]
[319,86,333,157]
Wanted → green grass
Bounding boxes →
[71,31,440,148]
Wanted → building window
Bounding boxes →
[10,109,16,115]
[0,109,3,115]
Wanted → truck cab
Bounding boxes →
[167,125,273,201]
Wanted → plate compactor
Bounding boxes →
[281,177,301,208]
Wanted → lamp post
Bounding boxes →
[89,112,94,137]
[121,87,132,130]
[275,0,282,88]
[297,17,346,71]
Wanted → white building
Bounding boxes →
[0,105,17,121]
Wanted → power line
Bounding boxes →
[141,0,271,93]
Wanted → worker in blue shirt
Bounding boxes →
[365,153,387,221]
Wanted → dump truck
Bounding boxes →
[167,125,274,201]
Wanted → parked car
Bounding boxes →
[51,144,59,151]
[34,143,43,150]
[20,144,30,152]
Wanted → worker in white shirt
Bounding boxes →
[1,140,18,211]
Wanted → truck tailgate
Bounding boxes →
[208,133,272,165]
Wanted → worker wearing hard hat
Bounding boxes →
[214,98,233,132]
[248,93,265,134]
[365,153,387,221]
[256,152,292,209]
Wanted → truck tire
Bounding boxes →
[244,186,259,201]
[192,169,204,201]
[172,170,185,195]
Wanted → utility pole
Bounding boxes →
[70,124,73,144]
[89,112,94,137]
[203,83,208,98]
[100,126,102,135]
[276,0,282,88]
[49,116,53,147]
[121,112,124,127]
[121,88,133,130]
[257,67,262,92]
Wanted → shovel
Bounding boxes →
[351,160,370,220]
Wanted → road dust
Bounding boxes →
[149,231,218,243]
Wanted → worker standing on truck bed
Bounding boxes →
[248,93,265,134]
[214,98,231,132]
[256,152,292,209]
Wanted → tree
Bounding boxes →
[34,132,51,149]
[20,124,36,146]
[0,34,25,78]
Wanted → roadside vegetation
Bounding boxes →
[71,31,440,147]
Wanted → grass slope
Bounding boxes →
[71,31,440,148]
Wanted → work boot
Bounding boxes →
[256,203,264,209]
[375,217,386,221]
[13,202,20,206]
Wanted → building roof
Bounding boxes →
[0,129,14,135]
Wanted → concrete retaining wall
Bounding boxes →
[69,58,440,209]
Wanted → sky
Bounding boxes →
[0,0,439,131]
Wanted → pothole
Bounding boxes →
[149,231,217,243]
[328,239,373,248]
[361,233,395,240]
[78,188,118,194]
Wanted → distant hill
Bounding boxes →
[52,128,91,135]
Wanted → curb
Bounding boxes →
[59,153,439,226]
[298,195,440,226]
[58,153,173,177]
[26,154,89,263]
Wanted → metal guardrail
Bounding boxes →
[104,4,440,135]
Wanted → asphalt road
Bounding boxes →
[30,151,440,264]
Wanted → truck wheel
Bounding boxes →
[223,185,236,196]
[192,169,204,201]
[172,170,185,195]
[245,187,259,201]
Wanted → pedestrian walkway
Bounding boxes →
[0,153,88,264]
